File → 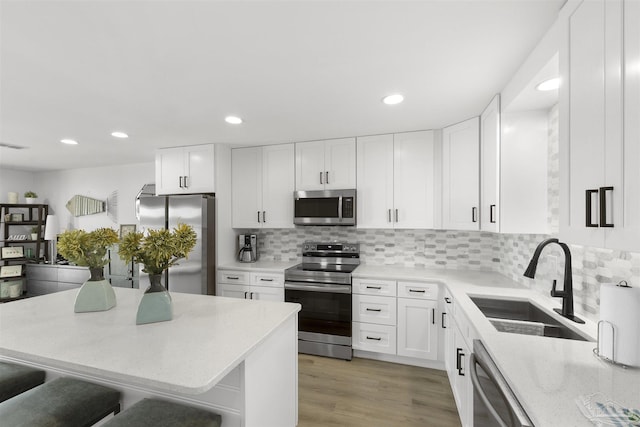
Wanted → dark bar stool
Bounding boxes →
[0,376,121,426]
[102,398,222,427]
[0,361,45,402]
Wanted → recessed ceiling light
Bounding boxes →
[536,77,560,91]
[60,139,78,145]
[382,94,404,105]
[225,116,243,124]
[111,131,129,138]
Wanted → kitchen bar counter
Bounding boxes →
[353,264,640,427]
[0,288,300,427]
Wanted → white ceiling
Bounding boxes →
[0,0,564,172]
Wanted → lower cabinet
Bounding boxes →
[352,278,440,361]
[26,264,90,296]
[443,289,474,427]
[217,269,284,302]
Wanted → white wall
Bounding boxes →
[0,168,38,203]
[36,162,154,232]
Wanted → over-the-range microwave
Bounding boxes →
[293,189,356,226]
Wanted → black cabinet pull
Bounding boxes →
[409,289,426,293]
[366,336,382,341]
[599,187,614,227]
[263,211,266,223]
[456,348,465,376]
[366,308,382,312]
[432,308,435,325]
[366,285,382,290]
[585,189,599,227]
[183,176,189,188]
[257,211,261,223]
[179,176,184,188]
[444,297,452,304]
[326,171,329,184]
[441,312,447,329]
[320,172,323,185]
[472,207,478,223]
[490,204,496,223]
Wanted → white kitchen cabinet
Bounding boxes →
[352,278,440,362]
[357,131,435,229]
[441,117,480,231]
[480,95,500,232]
[232,144,294,229]
[560,0,640,251]
[155,144,215,195]
[217,269,284,302]
[295,138,356,190]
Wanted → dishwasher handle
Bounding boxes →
[469,352,511,427]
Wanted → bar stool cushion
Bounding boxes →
[0,361,45,402]
[0,376,121,427]
[103,398,222,427]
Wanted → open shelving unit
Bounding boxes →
[0,203,49,302]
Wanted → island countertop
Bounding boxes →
[0,288,301,395]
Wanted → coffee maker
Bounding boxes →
[238,234,258,263]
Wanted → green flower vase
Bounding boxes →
[74,267,117,312]
[136,272,173,325]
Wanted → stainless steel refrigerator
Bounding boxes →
[136,184,215,295]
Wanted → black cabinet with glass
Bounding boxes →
[0,203,49,301]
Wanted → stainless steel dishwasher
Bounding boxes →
[470,340,534,427]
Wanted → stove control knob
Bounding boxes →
[304,244,309,250]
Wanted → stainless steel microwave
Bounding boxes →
[293,189,356,226]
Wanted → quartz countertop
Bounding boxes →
[218,260,298,273]
[353,264,640,427]
[0,288,300,394]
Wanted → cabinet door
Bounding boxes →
[295,140,326,190]
[217,283,251,299]
[452,323,472,427]
[480,95,500,232]
[155,147,185,195]
[608,0,640,251]
[247,285,284,302]
[394,131,435,229]
[184,144,215,193]
[397,298,438,360]
[561,0,607,247]
[356,134,394,229]
[232,147,262,228]
[442,117,480,230]
[324,138,356,189]
[262,144,295,228]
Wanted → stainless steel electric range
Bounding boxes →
[284,241,360,360]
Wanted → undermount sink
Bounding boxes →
[470,296,592,342]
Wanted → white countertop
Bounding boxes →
[218,260,298,273]
[0,288,300,394]
[354,264,640,427]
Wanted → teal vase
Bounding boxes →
[74,267,116,312]
[136,272,173,325]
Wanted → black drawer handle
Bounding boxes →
[260,278,273,282]
[444,297,452,304]
[366,308,382,312]
[409,289,426,293]
[227,276,240,280]
[456,348,465,376]
[441,312,447,329]
[366,336,382,341]
[366,286,382,290]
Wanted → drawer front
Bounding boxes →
[397,281,439,300]
[217,270,250,285]
[353,322,397,354]
[352,278,396,296]
[58,267,90,285]
[251,272,284,288]
[353,294,397,326]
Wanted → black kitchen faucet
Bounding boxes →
[523,238,585,324]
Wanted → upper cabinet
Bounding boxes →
[357,131,436,229]
[232,144,295,229]
[295,138,356,190]
[441,117,480,231]
[480,95,500,232]
[155,144,215,195]
[560,0,640,250]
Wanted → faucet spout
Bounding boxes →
[523,238,584,324]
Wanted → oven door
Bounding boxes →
[284,281,352,359]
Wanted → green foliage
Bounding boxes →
[57,227,119,268]
[24,191,37,198]
[118,223,197,275]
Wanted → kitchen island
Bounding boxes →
[0,288,300,427]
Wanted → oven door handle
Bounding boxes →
[285,281,351,294]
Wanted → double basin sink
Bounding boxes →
[470,296,592,342]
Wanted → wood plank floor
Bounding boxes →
[298,354,462,427]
